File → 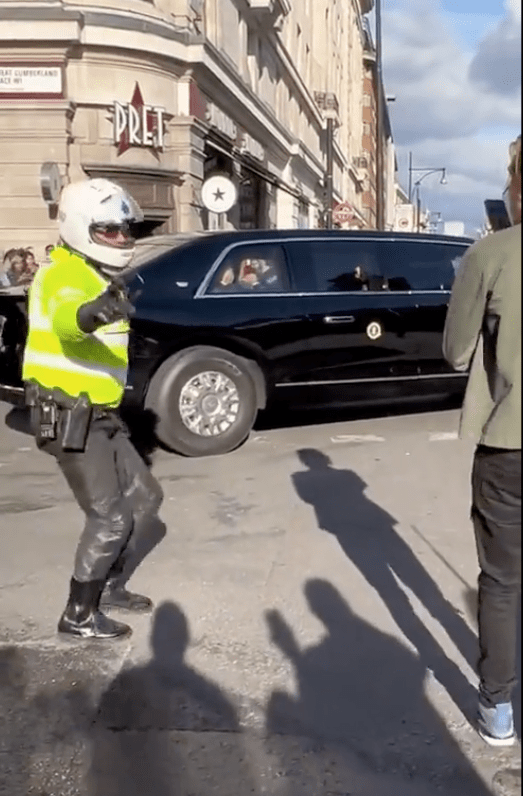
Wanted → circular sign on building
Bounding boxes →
[201,174,238,214]
[333,202,354,226]
[40,162,62,205]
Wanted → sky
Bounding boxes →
[380,0,521,236]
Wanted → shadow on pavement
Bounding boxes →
[0,644,95,795]
[291,449,480,722]
[266,579,495,796]
[3,405,31,436]
[0,602,515,795]
[0,648,31,795]
[88,601,257,796]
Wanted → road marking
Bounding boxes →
[429,432,459,442]
[331,434,386,444]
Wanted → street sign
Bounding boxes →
[201,174,238,214]
[0,63,63,98]
[333,202,354,225]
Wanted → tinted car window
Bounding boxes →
[208,245,289,294]
[381,242,466,291]
[127,238,224,300]
[290,241,387,293]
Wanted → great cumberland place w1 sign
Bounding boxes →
[0,64,63,98]
[113,83,166,155]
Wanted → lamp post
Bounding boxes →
[408,165,448,232]
[408,157,447,201]
[325,115,335,229]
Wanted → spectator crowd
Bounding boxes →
[0,245,55,288]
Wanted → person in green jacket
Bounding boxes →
[23,178,164,641]
[443,135,521,747]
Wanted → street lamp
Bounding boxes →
[408,153,448,202]
[408,157,448,232]
[413,170,447,232]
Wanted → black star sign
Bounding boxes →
[213,188,226,202]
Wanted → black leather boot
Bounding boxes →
[101,552,154,613]
[58,578,132,639]
[101,579,154,613]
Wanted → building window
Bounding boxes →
[239,171,266,229]
[298,199,309,229]
[247,29,260,91]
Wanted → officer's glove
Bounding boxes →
[77,280,135,334]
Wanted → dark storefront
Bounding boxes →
[83,165,182,237]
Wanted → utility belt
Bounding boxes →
[25,382,114,452]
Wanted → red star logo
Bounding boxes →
[117,83,159,156]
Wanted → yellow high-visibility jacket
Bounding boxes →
[22,247,129,408]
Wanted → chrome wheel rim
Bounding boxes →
[179,370,241,437]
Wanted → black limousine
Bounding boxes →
[0,229,473,457]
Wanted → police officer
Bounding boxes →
[23,178,164,641]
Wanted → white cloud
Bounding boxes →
[469,0,521,95]
[383,0,521,232]
[396,131,515,234]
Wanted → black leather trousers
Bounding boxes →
[38,413,164,583]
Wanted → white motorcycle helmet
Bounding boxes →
[58,178,144,270]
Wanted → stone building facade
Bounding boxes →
[0,0,394,261]
[360,18,397,230]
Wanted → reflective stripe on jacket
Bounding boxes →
[22,247,129,408]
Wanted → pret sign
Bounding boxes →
[0,64,63,97]
[113,83,166,155]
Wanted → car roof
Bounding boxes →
[130,231,214,267]
[123,228,474,283]
[136,229,474,250]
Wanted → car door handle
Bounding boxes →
[323,315,356,324]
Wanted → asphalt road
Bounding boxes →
[0,399,520,796]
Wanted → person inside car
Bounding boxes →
[238,258,260,288]
[238,257,281,291]
[218,265,236,289]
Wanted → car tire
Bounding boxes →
[145,346,259,457]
